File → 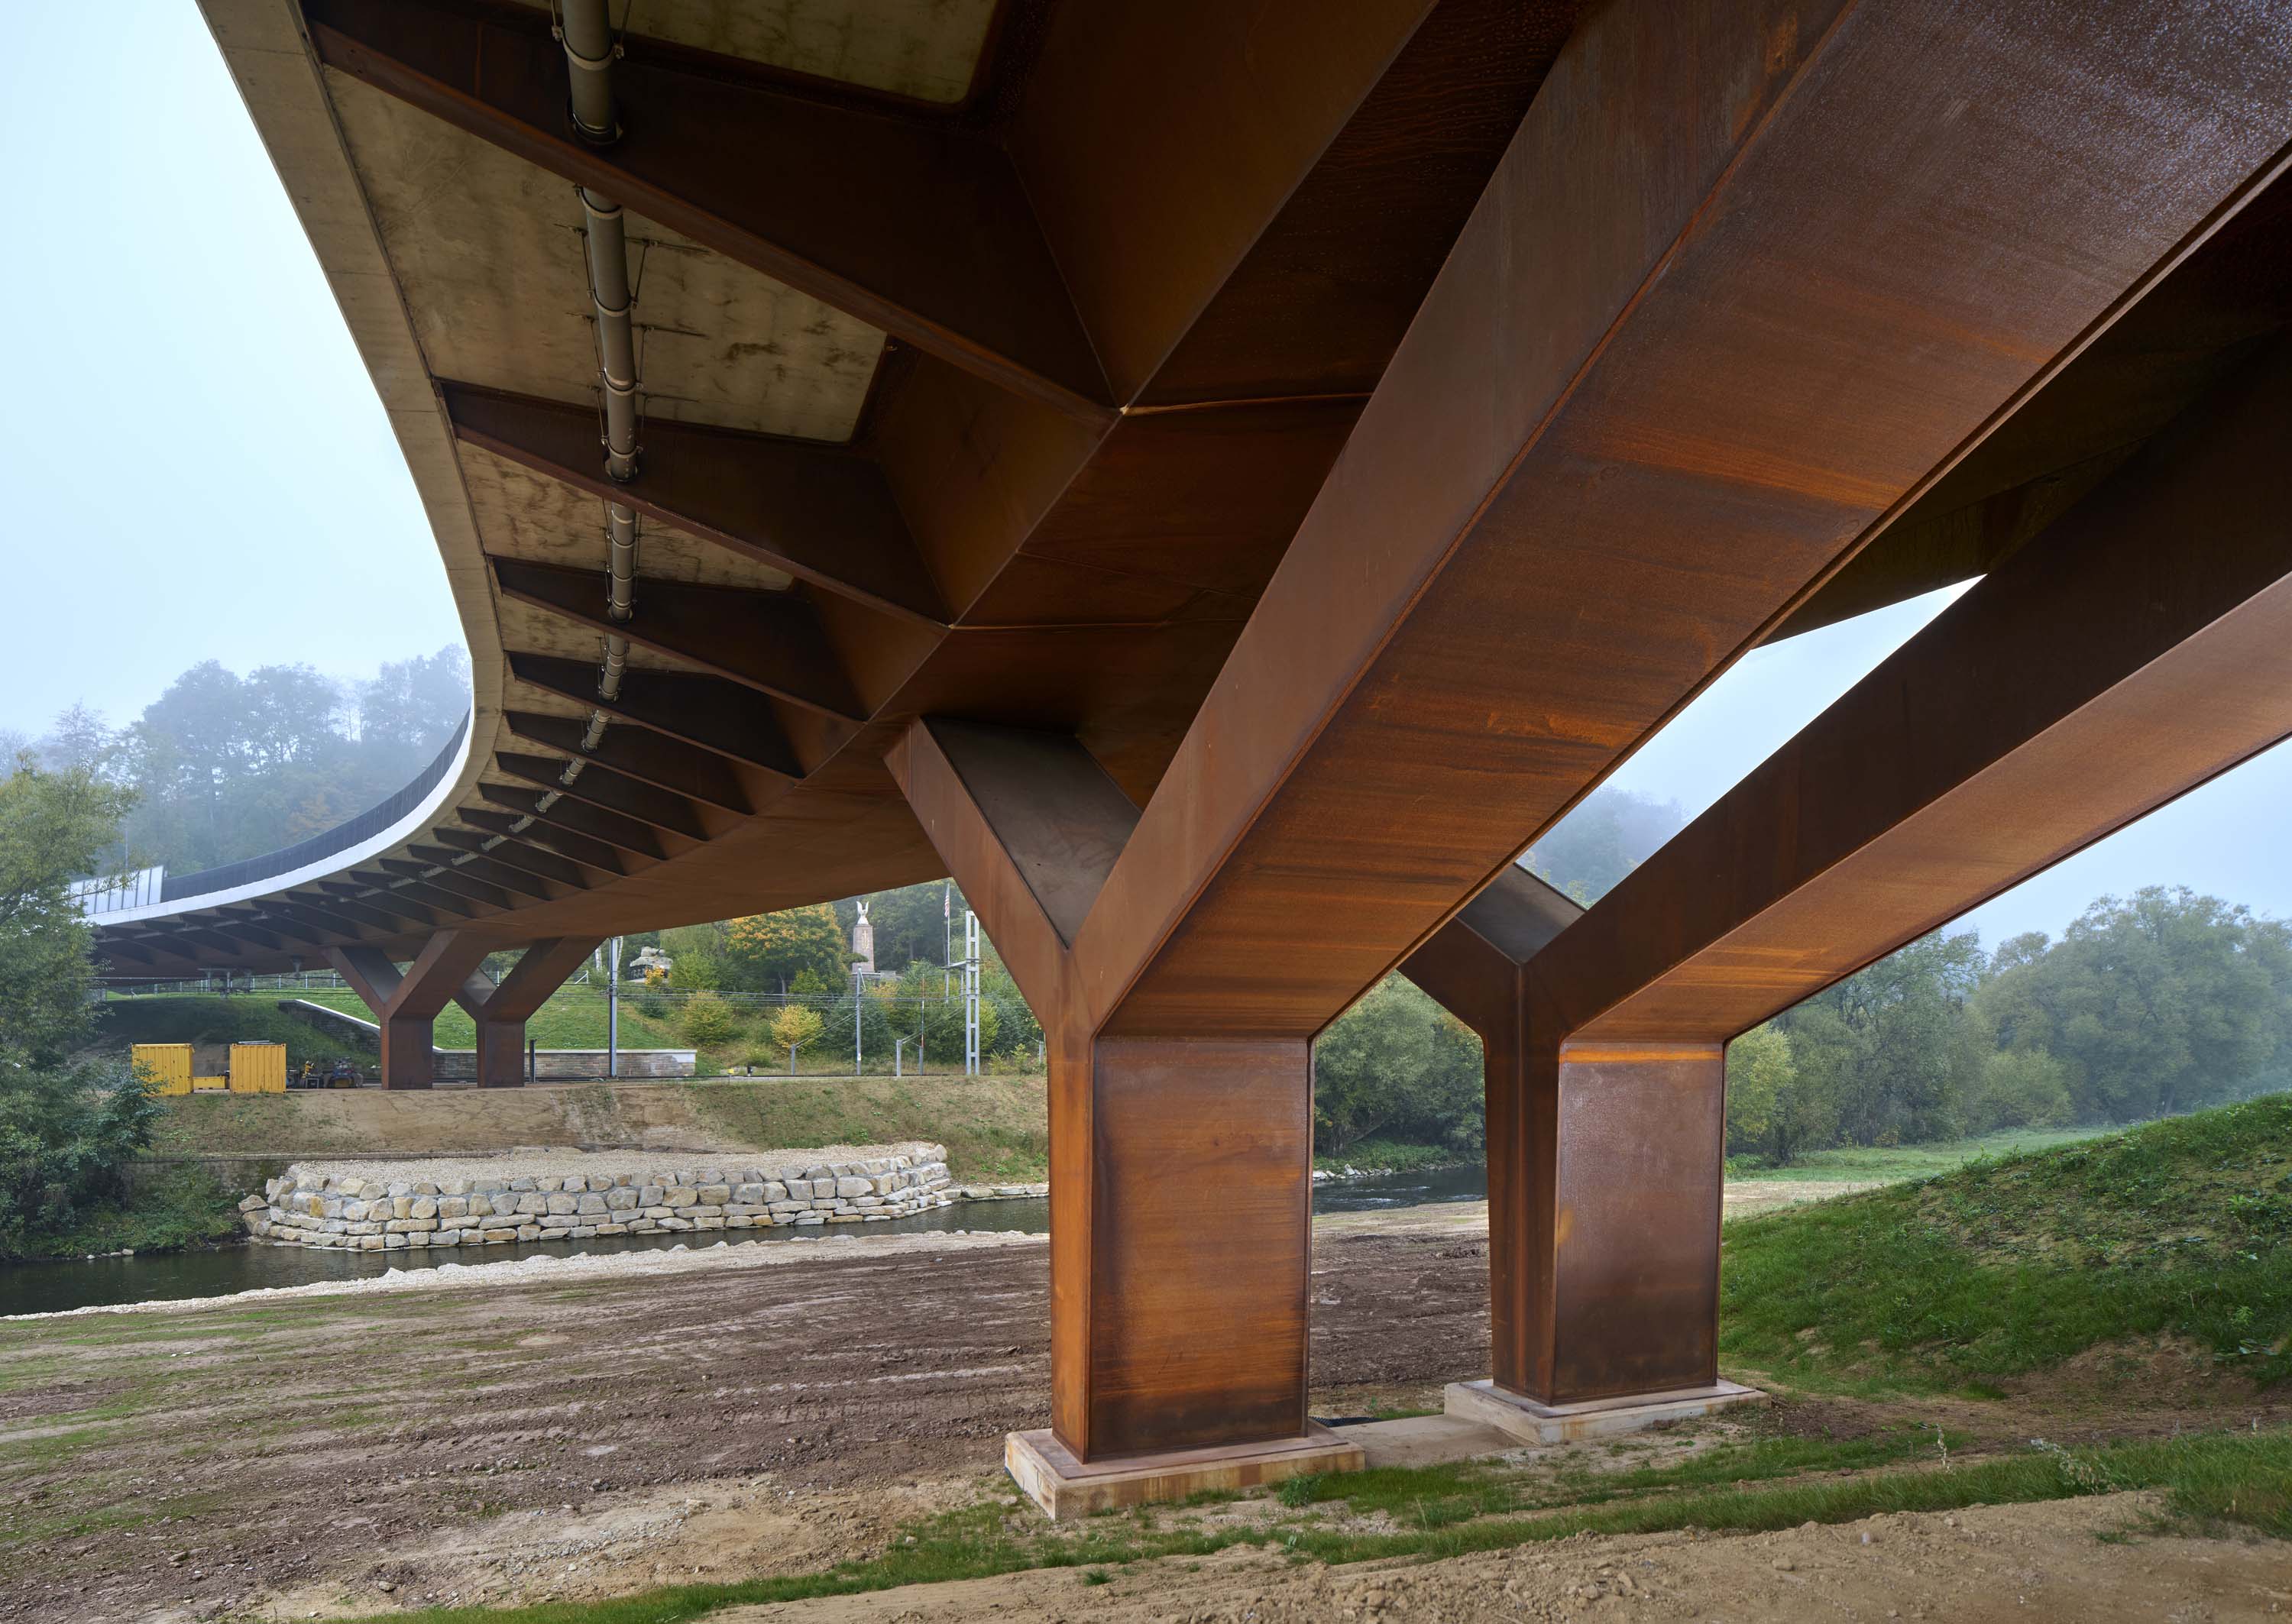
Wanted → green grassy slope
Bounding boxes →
[685,1076,1047,1182]
[1721,1094,2292,1394]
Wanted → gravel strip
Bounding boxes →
[282,1140,946,1189]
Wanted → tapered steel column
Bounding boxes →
[325,932,498,1090]
[454,937,604,1088]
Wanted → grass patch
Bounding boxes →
[680,1075,1047,1182]
[0,1165,242,1261]
[333,1425,2292,1624]
[1725,1125,2119,1184]
[1721,1095,2292,1393]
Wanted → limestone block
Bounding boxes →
[411,1197,439,1219]
[415,1181,439,1196]
[468,1194,494,1217]
[570,1224,597,1239]
[855,1197,883,1208]
[665,1187,698,1208]
[359,1234,385,1251]
[628,1219,659,1233]
[698,1185,730,1205]
[514,1194,546,1215]
[795,1213,824,1224]
[442,1177,471,1196]
[769,1199,806,1213]
[383,1234,408,1250]
[812,1198,840,1210]
[516,1224,542,1241]
[538,1193,571,1215]
[438,1197,469,1220]
[538,1176,563,1192]
[660,1215,693,1231]
[432,1229,460,1246]
[509,1176,536,1192]
[578,1192,608,1214]
[542,1215,579,1229]
[728,1215,753,1228]
[613,1173,634,1187]
[733,1182,765,1204]
[694,1215,726,1231]
[639,1185,666,1205]
[605,1189,639,1210]
[830,1177,866,1199]
[802,1165,833,1183]
[761,1181,787,1201]
[828,1214,863,1224]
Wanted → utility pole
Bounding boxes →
[963,911,982,1076]
[943,879,953,998]
[607,936,622,1079]
[853,966,863,1074]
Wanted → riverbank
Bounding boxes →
[4,1195,2284,1624]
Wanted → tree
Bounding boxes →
[1312,976,1483,1157]
[1970,888,2292,1123]
[1775,930,1980,1146]
[1524,788,1685,903]
[0,757,136,1069]
[726,904,850,991]
[771,1003,824,1070]
[357,644,471,766]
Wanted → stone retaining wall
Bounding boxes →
[239,1146,976,1252]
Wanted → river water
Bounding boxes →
[2,1163,1490,1317]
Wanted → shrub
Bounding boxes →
[679,990,742,1047]
[0,1061,160,1257]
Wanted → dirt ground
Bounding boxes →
[714,1493,2292,1622]
[2,1206,2284,1624]
[151,1082,754,1158]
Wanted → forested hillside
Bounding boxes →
[13,645,467,876]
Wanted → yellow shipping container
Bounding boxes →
[228,1043,288,1093]
[131,1043,194,1096]
[192,1075,228,1092]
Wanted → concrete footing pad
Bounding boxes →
[1005,1422,1365,1521]
[1444,1377,1766,1444]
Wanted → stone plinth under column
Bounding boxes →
[1006,1423,1364,1522]
[1445,1377,1764,1445]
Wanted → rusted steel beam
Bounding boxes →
[478,782,666,862]
[285,891,408,937]
[1543,339,2292,1050]
[320,887,435,928]
[432,826,595,890]
[888,718,1306,1461]
[407,844,557,902]
[492,557,863,723]
[503,710,752,815]
[378,859,509,911]
[1070,0,2292,1042]
[356,875,481,920]
[303,0,1109,419]
[495,752,707,843]
[505,653,801,780]
[458,808,626,878]
[446,384,945,627]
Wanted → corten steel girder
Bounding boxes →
[889,0,2292,1464]
[1397,336,2292,1406]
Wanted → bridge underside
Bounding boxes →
[105,0,2292,1476]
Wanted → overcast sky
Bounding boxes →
[0,4,460,737]
[8,3,2284,951]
